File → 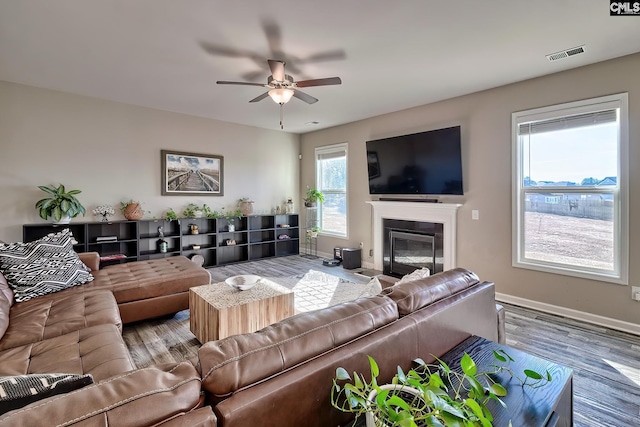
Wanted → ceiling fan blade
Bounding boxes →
[217,81,266,87]
[300,50,347,63]
[295,77,342,88]
[249,92,270,103]
[268,59,286,81]
[293,89,318,104]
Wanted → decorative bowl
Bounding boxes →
[225,275,260,291]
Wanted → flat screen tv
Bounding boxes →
[366,126,463,196]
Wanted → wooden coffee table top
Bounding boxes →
[190,279,293,309]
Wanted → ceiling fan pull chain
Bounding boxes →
[280,103,284,130]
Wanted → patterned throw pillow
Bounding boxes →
[0,229,93,302]
[0,373,93,414]
[395,267,431,285]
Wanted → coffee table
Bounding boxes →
[189,278,295,343]
[352,335,573,427]
[439,336,573,427]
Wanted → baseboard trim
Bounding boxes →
[495,292,640,336]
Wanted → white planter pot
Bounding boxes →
[228,224,235,232]
[365,384,424,427]
[52,215,71,225]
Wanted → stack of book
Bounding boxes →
[100,254,127,261]
[96,236,118,243]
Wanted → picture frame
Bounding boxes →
[161,150,224,196]
[367,151,380,179]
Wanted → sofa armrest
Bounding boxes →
[156,406,217,427]
[496,303,506,344]
[78,252,100,271]
[0,363,203,427]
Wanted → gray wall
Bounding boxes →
[300,53,640,326]
[0,81,300,243]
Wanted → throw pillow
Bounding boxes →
[0,373,93,414]
[395,267,431,285]
[0,229,94,302]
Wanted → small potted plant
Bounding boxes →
[222,208,242,232]
[304,187,325,207]
[35,184,86,224]
[163,208,178,222]
[120,199,145,220]
[182,203,204,218]
[306,226,320,241]
[331,352,551,427]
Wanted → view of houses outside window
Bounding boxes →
[315,143,347,237]
[513,93,628,284]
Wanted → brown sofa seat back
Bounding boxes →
[0,289,121,351]
[210,280,498,427]
[382,268,482,315]
[89,256,211,303]
[0,362,202,427]
[0,324,135,382]
[199,295,398,398]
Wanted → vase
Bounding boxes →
[52,215,71,225]
[228,224,235,232]
[239,201,254,216]
[123,203,144,220]
[365,385,425,427]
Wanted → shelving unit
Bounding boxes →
[23,214,299,268]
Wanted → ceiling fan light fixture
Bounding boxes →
[268,88,294,104]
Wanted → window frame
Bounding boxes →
[511,93,629,285]
[315,142,348,239]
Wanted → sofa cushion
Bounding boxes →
[0,363,202,427]
[395,267,431,285]
[0,373,93,415]
[87,256,211,304]
[0,289,121,351]
[0,324,135,382]
[199,294,398,397]
[0,229,93,302]
[382,268,480,316]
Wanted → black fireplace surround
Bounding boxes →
[383,218,444,277]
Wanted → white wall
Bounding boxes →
[301,53,640,327]
[0,81,300,243]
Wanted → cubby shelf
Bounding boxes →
[23,214,299,268]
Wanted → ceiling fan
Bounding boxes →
[217,59,342,129]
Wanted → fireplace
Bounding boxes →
[366,201,461,273]
[383,219,443,277]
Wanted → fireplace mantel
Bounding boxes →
[366,201,462,272]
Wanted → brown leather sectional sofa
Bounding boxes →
[1,256,503,427]
[0,254,216,426]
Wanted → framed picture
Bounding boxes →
[367,151,380,179]
[161,150,224,196]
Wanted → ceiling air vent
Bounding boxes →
[546,45,586,62]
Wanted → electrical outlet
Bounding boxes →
[472,210,479,220]
[369,249,373,257]
[359,242,364,249]
[632,286,640,302]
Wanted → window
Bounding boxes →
[512,93,628,284]
[315,143,348,237]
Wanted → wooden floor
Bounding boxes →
[123,255,640,427]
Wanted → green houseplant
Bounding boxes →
[222,208,242,231]
[35,184,86,224]
[331,352,551,427]
[304,188,325,207]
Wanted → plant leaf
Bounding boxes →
[461,353,477,376]
[335,367,351,381]
[464,398,483,418]
[524,369,543,380]
[490,383,507,397]
[492,350,507,363]
[368,356,379,378]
